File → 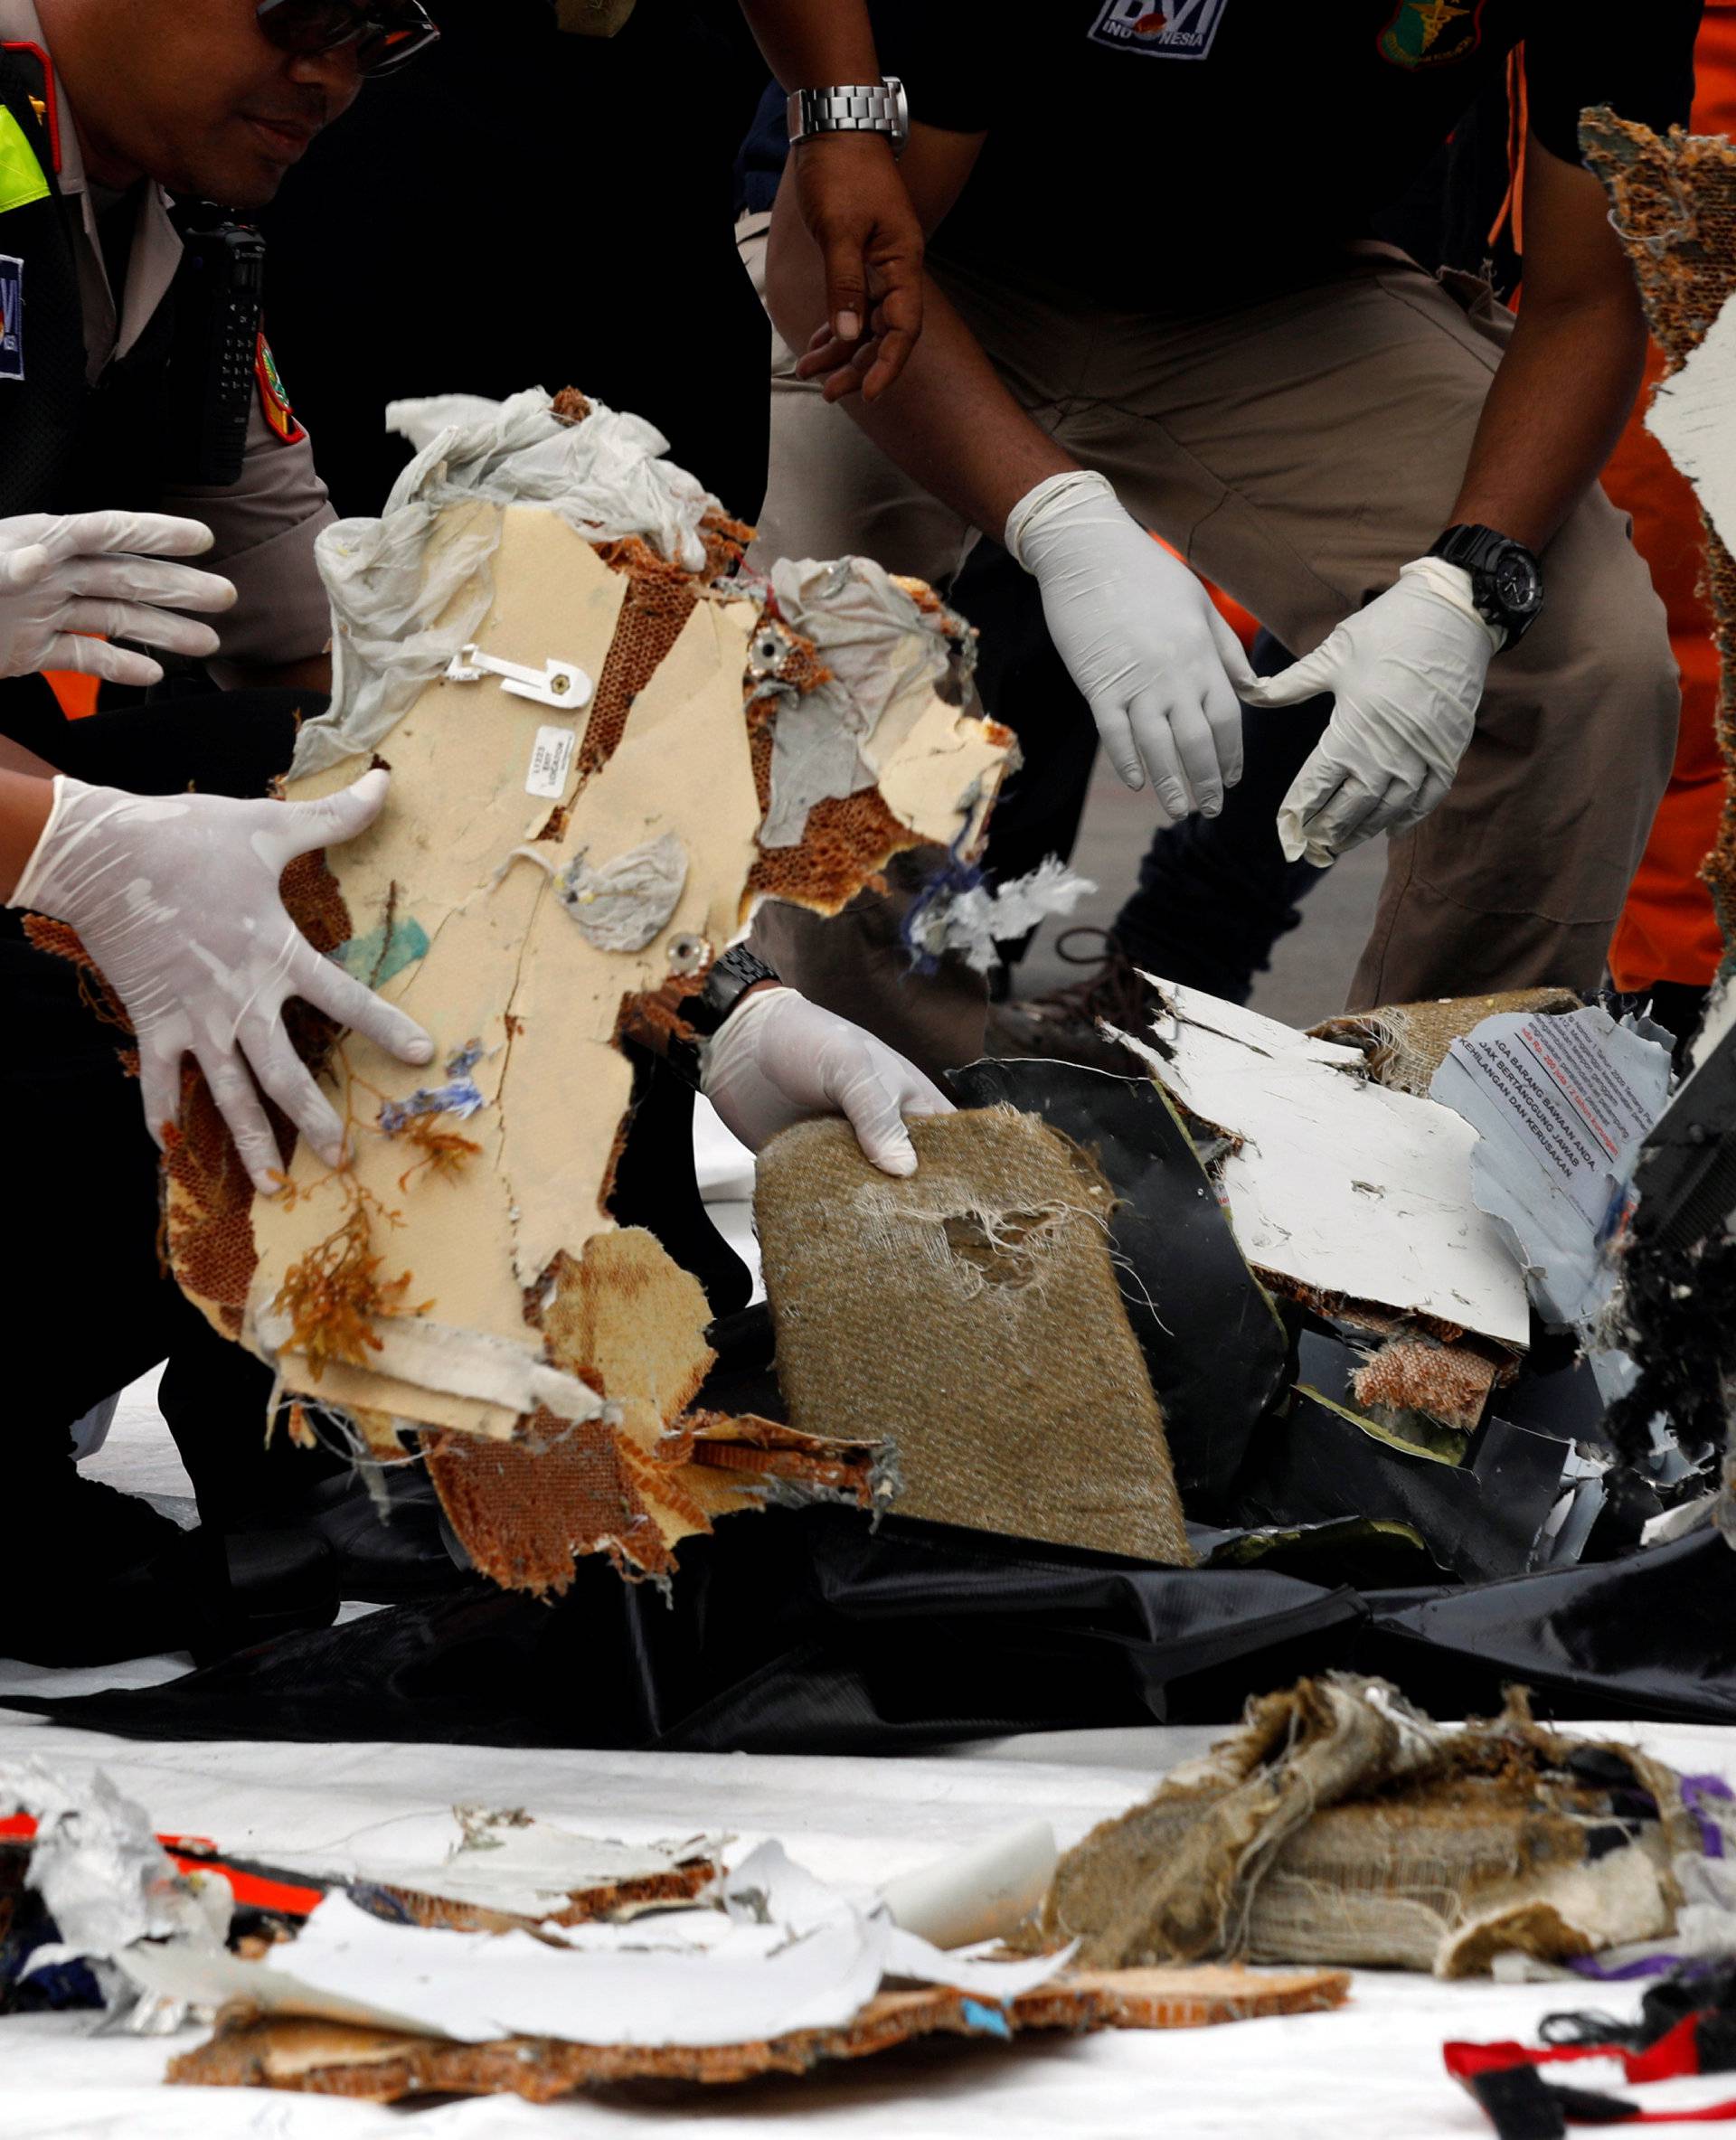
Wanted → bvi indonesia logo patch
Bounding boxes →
[1088,0,1231,62]
[0,253,22,381]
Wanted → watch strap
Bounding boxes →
[1428,523,1505,574]
[787,77,907,156]
[687,945,780,1040]
[1427,523,1543,647]
[664,946,780,1091]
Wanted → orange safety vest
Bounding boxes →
[1605,3,1736,992]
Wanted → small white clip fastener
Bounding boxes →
[445,645,593,710]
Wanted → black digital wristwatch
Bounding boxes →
[1427,523,1544,647]
[665,945,780,1091]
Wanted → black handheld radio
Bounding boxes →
[165,212,266,486]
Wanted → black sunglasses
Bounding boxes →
[255,0,439,77]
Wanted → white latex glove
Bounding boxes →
[0,510,237,687]
[1005,469,1256,818]
[1242,556,1502,867]
[702,985,952,1177]
[8,768,434,1193]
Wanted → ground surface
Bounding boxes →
[1016,758,1385,1022]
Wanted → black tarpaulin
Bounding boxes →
[12,1509,1736,1750]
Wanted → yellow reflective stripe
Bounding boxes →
[0,106,48,216]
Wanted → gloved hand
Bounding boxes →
[1005,469,1256,819]
[0,510,236,688]
[1242,556,1501,867]
[702,985,951,1176]
[8,768,434,1193]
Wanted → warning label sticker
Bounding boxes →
[1452,1016,1658,1230]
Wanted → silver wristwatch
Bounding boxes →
[786,76,908,158]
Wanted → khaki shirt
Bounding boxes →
[1,0,335,664]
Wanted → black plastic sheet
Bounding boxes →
[1366,1526,1736,1724]
[1236,1380,1574,1585]
[0,1509,1357,1749]
[14,1505,1736,1749]
[1607,1007,1736,1468]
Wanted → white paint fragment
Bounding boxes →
[269,1808,722,1923]
[118,1839,1071,2051]
[0,1764,222,1970]
[1109,978,1531,1346]
[1686,966,1736,1085]
[908,858,1097,974]
[1647,288,1736,558]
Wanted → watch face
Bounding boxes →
[1493,551,1543,615]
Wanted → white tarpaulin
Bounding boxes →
[9,1720,1736,2137]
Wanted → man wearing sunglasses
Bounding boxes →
[0,0,436,703]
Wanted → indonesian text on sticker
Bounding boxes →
[1452,1017,1656,1230]
[526,725,576,800]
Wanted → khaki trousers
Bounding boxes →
[739,214,1679,1042]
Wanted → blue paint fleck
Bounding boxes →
[379,1079,486,1135]
[332,914,430,988]
[901,813,985,976]
[959,1999,1012,2040]
[446,1037,485,1077]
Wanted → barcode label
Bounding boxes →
[525,725,576,800]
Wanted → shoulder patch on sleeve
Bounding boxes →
[255,331,306,444]
[0,106,48,217]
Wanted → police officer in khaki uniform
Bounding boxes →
[0,0,448,1666]
[0,0,399,702]
[750,2,1703,1070]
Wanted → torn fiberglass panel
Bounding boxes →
[135,391,1016,1589]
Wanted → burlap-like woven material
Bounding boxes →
[1030,1675,1694,1979]
[755,1108,1194,1566]
[1581,110,1736,952]
[1312,987,1581,1098]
